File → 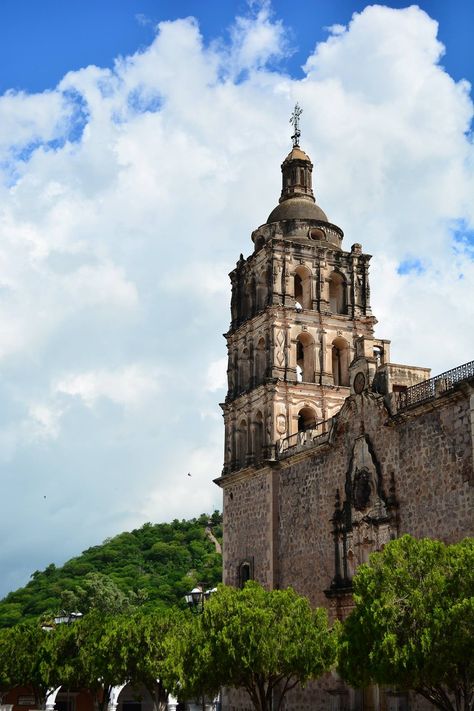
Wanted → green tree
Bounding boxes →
[0,627,12,702]
[0,620,57,707]
[338,535,474,711]
[99,608,184,711]
[46,612,121,711]
[171,582,336,711]
[60,572,147,615]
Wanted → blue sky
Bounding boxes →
[1,1,473,93]
[0,1,472,598]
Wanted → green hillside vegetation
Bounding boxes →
[0,512,222,628]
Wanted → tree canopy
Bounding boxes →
[0,620,58,707]
[0,512,222,627]
[171,581,337,711]
[338,535,474,711]
[98,608,184,711]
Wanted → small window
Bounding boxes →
[238,559,253,588]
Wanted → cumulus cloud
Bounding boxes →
[0,3,472,595]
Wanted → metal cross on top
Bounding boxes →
[290,103,303,147]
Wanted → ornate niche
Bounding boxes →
[326,435,398,605]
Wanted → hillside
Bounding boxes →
[0,512,222,627]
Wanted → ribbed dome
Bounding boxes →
[267,197,328,224]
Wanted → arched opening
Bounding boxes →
[238,348,250,392]
[237,419,248,468]
[296,332,316,383]
[332,337,350,386]
[255,273,266,311]
[253,411,264,462]
[329,271,346,314]
[298,406,317,432]
[293,266,312,310]
[239,559,253,588]
[294,273,303,310]
[373,345,383,367]
[243,284,252,320]
[255,337,266,384]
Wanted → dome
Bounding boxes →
[283,146,311,163]
[267,197,328,224]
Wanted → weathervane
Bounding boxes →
[290,103,303,147]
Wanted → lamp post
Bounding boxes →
[183,585,219,711]
[185,585,217,614]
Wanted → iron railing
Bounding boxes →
[395,360,474,411]
[277,418,333,457]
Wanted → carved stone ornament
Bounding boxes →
[354,371,366,394]
[276,414,287,434]
[352,468,371,511]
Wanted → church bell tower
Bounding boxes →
[222,106,379,475]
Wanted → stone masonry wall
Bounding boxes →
[222,466,275,589]
[219,384,473,710]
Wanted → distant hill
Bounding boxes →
[0,512,222,627]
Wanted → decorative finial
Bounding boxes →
[290,103,303,147]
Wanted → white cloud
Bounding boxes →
[55,364,161,409]
[0,3,472,595]
[25,402,64,441]
[204,357,228,392]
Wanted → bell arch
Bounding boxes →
[237,418,248,468]
[255,271,267,311]
[255,337,266,385]
[296,331,316,383]
[293,265,312,310]
[238,347,250,392]
[331,336,350,386]
[328,270,346,314]
[252,410,264,462]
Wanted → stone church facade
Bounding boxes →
[215,130,474,710]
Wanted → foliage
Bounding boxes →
[59,572,148,615]
[338,535,474,711]
[0,512,222,627]
[98,608,185,711]
[0,620,57,707]
[171,582,337,711]
[44,611,121,711]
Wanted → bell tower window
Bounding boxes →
[253,411,264,461]
[238,348,250,392]
[237,419,248,468]
[255,338,266,384]
[329,271,346,314]
[332,337,350,386]
[294,266,312,310]
[296,332,316,383]
[256,274,266,311]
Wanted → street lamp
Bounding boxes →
[184,584,219,711]
[185,585,217,613]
